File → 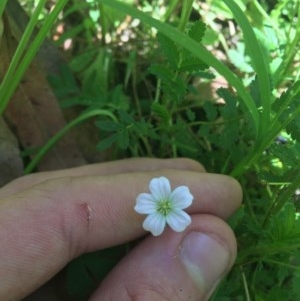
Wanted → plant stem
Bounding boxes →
[177,0,194,31]
[163,0,180,22]
[24,109,117,174]
[99,3,107,45]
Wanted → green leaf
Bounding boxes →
[178,56,207,73]
[186,109,195,122]
[133,118,152,136]
[203,101,217,121]
[149,64,174,83]
[228,206,245,229]
[151,103,170,123]
[227,43,253,73]
[150,64,186,101]
[117,130,129,149]
[188,20,206,43]
[157,32,179,69]
[96,133,118,151]
[269,143,300,168]
[268,203,300,242]
[118,110,134,124]
[96,120,122,132]
[286,116,300,141]
[217,88,238,118]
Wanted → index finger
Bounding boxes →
[0,158,205,198]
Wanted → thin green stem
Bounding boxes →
[177,0,194,31]
[24,110,117,174]
[154,79,161,103]
[99,3,107,45]
[163,0,180,22]
[240,266,251,301]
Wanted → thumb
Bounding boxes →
[90,214,237,301]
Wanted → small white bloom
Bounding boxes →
[134,177,193,236]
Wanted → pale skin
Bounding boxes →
[0,158,242,301]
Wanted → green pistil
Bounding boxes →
[157,199,172,216]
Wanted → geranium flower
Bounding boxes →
[134,176,193,236]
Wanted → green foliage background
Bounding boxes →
[1,0,300,300]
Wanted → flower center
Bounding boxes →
[157,199,172,216]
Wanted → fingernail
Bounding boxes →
[179,232,231,298]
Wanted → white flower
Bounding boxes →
[134,177,193,236]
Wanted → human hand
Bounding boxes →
[0,158,242,301]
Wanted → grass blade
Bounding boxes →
[223,0,272,139]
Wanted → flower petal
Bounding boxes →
[149,177,171,200]
[166,209,191,232]
[134,193,157,214]
[170,186,193,209]
[143,213,166,236]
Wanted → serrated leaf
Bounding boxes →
[273,83,300,135]
[186,109,195,122]
[110,85,130,110]
[149,64,174,82]
[268,203,300,242]
[163,77,186,102]
[118,110,134,124]
[151,103,170,122]
[203,101,217,121]
[96,133,118,151]
[178,56,207,72]
[96,120,122,132]
[133,118,152,136]
[228,44,253,73]
[269,143,300,167]
[117,130,129,149]
[157,32,179,69]
[193,71,216,79]
[188,20,206,43]
[286,116,300,141]
[254,26,278,52]
[228,206,245,229]
[217,88,238,118]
